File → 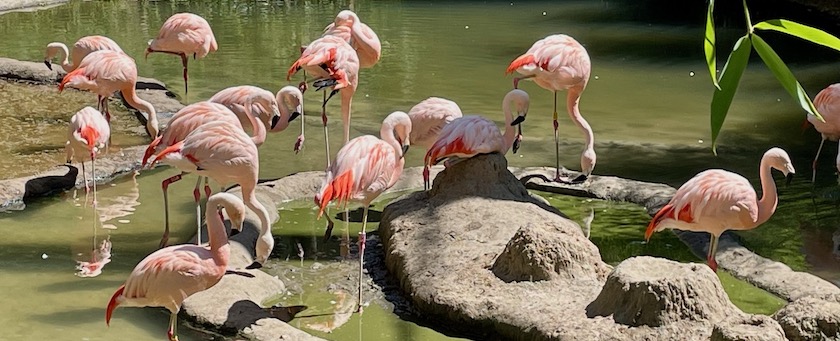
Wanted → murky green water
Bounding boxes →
[1,0,839,340]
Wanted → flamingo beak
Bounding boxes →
[270,115,281,130]
[511,114,526,126]
[401,145,410,158]
[44,60,53,71]
[289,111,301,122]
[785,173,795,186]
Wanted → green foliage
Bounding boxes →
[705,0,837,153]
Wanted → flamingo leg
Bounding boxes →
[90,153,97,208]
[513,74,535,89]
[166,311,179,341]
[322,208,335,242]
[552,91,562,182]
[322,90,332,168]
[423,165,430,191]
[180,53,189,95]
[813,137,826,183]
[160,172,185,248]
[707,233,720,272]
[356,205,369,313]
[193,176,203,245]
[81,160,89,194]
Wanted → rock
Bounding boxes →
[0,0,67,13]
[586,256,739,327]
[711,314,786,341]
[491,223,611,282]
[773,294,840,340]
[0,57,64,84]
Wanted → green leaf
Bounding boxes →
[754,19,840,54]
[711,35,752,155]
[751,34,823,122]
[705,0,719,90]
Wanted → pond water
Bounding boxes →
[1,0,839,340]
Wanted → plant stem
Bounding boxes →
[743,0,753,33]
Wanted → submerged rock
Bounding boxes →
[773,294,840,341]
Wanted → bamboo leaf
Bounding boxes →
[755,19,840,54]
[705,0,719,90]
[751,34,823,121]
[711,35,751,155]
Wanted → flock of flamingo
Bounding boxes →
[43,6,840,341]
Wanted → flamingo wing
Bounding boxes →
[811,84,840,137]
[425,115,503,166]
[317,136,396,211]
[122,245,213,305]
[152,13,217,56]
[408,97,463,148]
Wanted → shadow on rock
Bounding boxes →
[23,164,77,204]
[223,300,307,331]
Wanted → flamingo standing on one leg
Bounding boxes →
[143,101,264,248]
[44,35,123,73]
[65,106,110,203]
[150,120,273,269]
[322,9,381,69]
[146,12,218,95]
[506,34,595,183]
[406,97,463,190]
[807,83,840,182]
[315,111,412,313]
[59,50,159,138]
[287,35,359,167]
[106,192,246,341]
[645,147,796,272]
[425,89,529,170]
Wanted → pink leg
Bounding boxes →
[423,165,430,191]
[707,234,720,272]
[203,177,212,199]
[180,53,189,95]
[160,172,185,248]
[193,176,202,245]
[356,206,369,313]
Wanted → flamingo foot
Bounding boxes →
[322,215,334,242]
[294,134,305,154]
[707,255,718,273]
[298,81,308,94]
[554,172,588,184]
[513,77,520,89]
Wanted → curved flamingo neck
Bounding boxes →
[756,156,779,226]
[242,186,272,264]
[205,195,233,256]
[566,88,594,152]
[341,89,354,144]
[122,86,159,137]
[271,90,299,133]
[243,100,266,147]
[47,43,73,72]
[501,93,517,153]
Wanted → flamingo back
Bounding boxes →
[179,121,259,186]
[811,83,840,139]
[59,50,137,96]
[72,36,123,67]
[408,97,463,149]
[507,34,591,92]
[150,13,218,58]
[288,35,359,89]
[209,85,276,130]
[424,115,504,166]
[322,10,381,68]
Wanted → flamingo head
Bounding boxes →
[764,147,795,185]
[580,146,596,179]
[382,111,412,159]
[334,10,358,27]
[220,203,246,235]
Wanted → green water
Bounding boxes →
[0,0,838,340]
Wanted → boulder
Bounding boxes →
[586,256,738,327]
[711,314,786,341]
[773,294,840,340]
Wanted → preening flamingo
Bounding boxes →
[424,89,529,176]
[146,12,218,95]
[406,97,464,190]
[808,83,840,182]
[150,120,273,269]
[645,147,795,272]
[506,34,595,183]
[143,100,264,249]
[58,50,159,138]
[287,34,359,167]
[65,106,110,203]
[315,111,412,313]
[44,35,123,72]
[106,192,246,341]
[209,85,303,151]
[323,9,381,69]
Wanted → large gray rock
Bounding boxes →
[0,0,67,13]
[773,294,840,340]
[711,314,786,341]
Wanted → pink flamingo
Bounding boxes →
[424,89,529,173]
[315,111,412,313]
[106,192,246,341]
[506,34,595,183]
[65,106,110,202]
[209,85,303,147]
[59,50,159,138]
[287,34,359,167]
[146,12,218,95]
[406,97,464,190]
[44,35,123,72]
[143,100,264,249]
[322,10,381,69]
[808,83,840,182]
[150,120,273,269]
[645,147,796,272]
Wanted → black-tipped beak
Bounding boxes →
[785,173,794,186]
[44,60,52,71]
[401,145,410,158]
[512,138,521,154]
[289,111,301,122]
[271,115,281,130]
[511,115,526,126]
[230,228,241,237]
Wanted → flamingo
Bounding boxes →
[406,97,464,190]
[645,147,796,272]
[808,83,840,182]
[44,35,123,72]
[150,120,272,269]
[506,34,595,184]
[65,106,110,202]
[315,111,412,313]
[106,192,246,341]
[287,34,359,167]
[209,85,302,139]
[58,50,159,138]
[322,10,381,69]
[145,12,218,95]
[143,100,264,249]
[424,89,529,172]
